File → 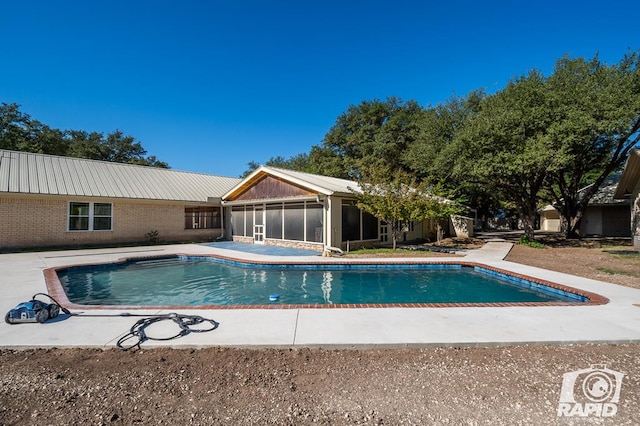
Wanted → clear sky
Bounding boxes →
[1,1,638,177]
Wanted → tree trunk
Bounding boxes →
[518,197,539,240]
[436,223,443,245]
[521,216,536,240]
[566,214,583,239]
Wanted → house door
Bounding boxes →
[380,222,389,243]
[253,206,264,243]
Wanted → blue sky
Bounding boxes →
[1,1,638,177]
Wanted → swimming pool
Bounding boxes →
[53,255,597,308]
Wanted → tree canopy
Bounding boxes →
[0,103,169,168]
[241,153,311,178]
[215,51,640,241]
[444,52,640,238]
[244,49,640,242]
[352,169,462,248]
[309,97,426,179]
[450,70,557,239]
[543,53,640,237]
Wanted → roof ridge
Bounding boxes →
[0,149,241,200]
[265,166,355,184]
[0,149,238,179]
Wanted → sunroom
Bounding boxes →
[221,166,394,252]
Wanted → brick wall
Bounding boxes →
[0,195,222,250]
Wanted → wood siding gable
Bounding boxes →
[232,175,317,201]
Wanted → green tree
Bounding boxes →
[1,103,169,168]
[451,70,556,240]
[0,103,66,155]
[0,102,31,150]
[66,130,109,159]
[240,153,312,177]
[313,97,425,179]
[543,53,640,237]
[404,93,483,182]
[241,160,262,178]
[353,169,462,249]
[306,144,350,178]
[67,129,169,167]
[403,92,500,229]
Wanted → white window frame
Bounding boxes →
[67,201,113,232]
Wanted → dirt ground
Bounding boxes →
[506,237,640,290]
[2,238,639,425]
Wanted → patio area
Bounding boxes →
[1,242,640,349]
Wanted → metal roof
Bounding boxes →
[0,150,241,202]
[263,166,361,194]
[223,165,360,200]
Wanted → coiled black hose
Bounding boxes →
[115,313,220,351]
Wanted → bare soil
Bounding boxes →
[506,237,640,290]
[2,238,639,425]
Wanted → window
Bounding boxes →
[362,211,378,240]
[342,201,361,242]
[231,206,245,236]
[68,202,112,231]
[266,204,283,239]
[185,207,220,229]
[393,220,414,232]
[284,204,304,241]
[305,203,324,243]
[341,201,379,242]
[245,206,254,237]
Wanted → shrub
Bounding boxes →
[518,234,545,249]
[145,230,159,245]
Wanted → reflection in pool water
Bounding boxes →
[57,256,587,307]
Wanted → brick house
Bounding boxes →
[0,149,240,250]
[1,150,471,252]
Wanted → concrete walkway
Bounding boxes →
[1,242,640,349]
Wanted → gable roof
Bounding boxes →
[0,149,241,202]
[223,166,360,200]
[541,173,629,212]
[614,149,640,199]
[578,173,628,206]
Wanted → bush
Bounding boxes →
[145,230,159,245]
[519,235,545,249]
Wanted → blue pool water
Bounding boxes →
[57,257,585,306]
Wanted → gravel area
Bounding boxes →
[1,239,639,425]
[1,344,638,425]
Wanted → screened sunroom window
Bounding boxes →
[362,211,378,240]
[305,203,324,243]
[283,204,304,241]
[266,204,283,239]
[231,206,245,236]
[245,207,254,237]
[342,201,361,241]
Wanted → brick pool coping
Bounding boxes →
[43,253,609,311]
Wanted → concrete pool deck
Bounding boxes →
[1,242,640,349]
